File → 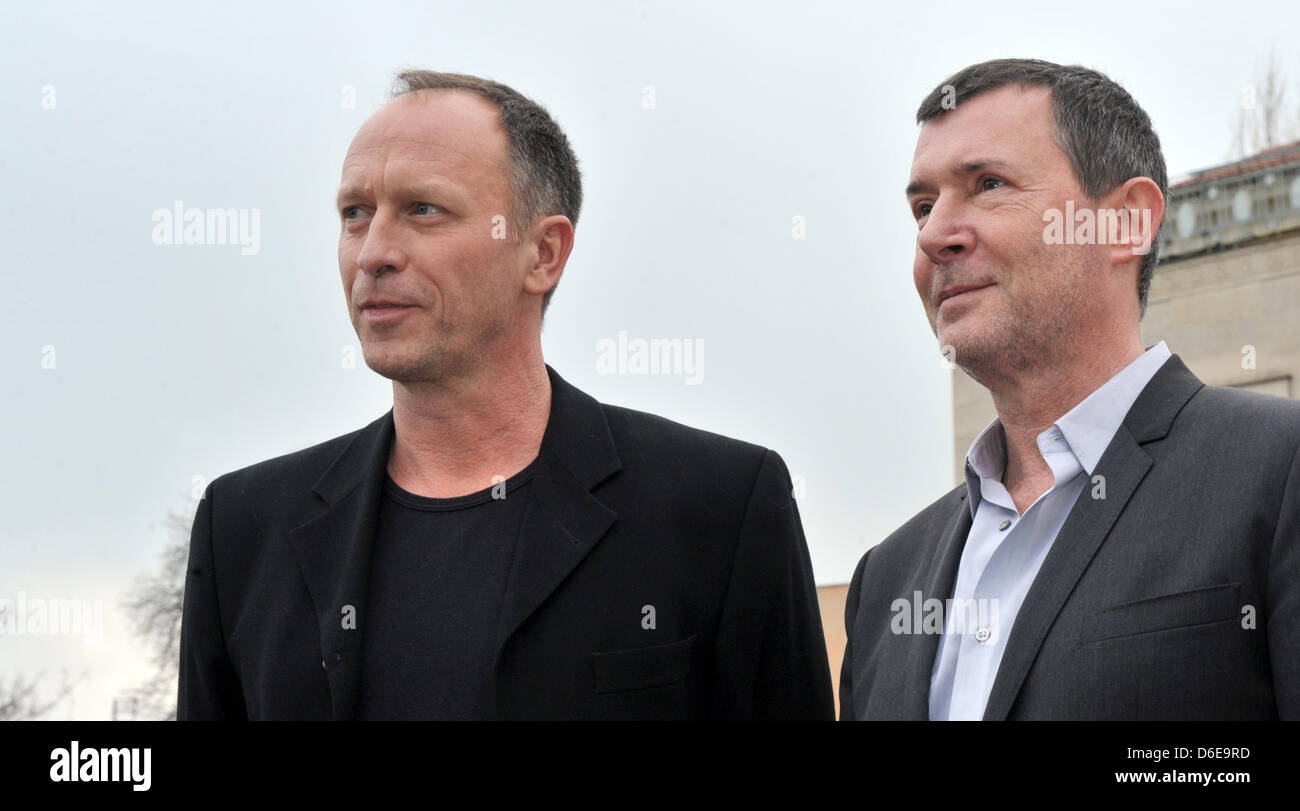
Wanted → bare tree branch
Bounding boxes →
[1231,49,1300,159]
[118,509,192,720]
[0,605,86,721]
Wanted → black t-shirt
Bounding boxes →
[354,459,536,720]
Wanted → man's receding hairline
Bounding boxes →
[366,89,512,166]
[920,81,1052,126]
[385,87,507,128]
[393,84,494,105]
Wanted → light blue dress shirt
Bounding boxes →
[928,341,1172,721]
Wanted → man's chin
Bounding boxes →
[936,325,997,368]
[362,351,442,384]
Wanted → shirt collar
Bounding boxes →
[963,341,1172,516]
[1054,341,1171,474]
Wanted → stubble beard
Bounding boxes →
[360,307,516,386]
[938,250,1090,391]
[357,307,456,384]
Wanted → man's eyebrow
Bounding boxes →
[956,158,1012,174]
[335,181,466,209]
[335,185,368,207]
[904,178,932,199]
[905,158,1013,198]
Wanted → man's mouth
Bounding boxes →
[359,300,417,322]
[937,283,993,307]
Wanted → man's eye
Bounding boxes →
[915,203,932,219]
[341,205,362,219]
[412,202,440,215]
[980,177,1005,192]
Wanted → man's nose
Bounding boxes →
[355,212,406,277]
[917,197,976,265]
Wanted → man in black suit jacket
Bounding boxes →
[178,70,832,720]
[841,59,1300,720]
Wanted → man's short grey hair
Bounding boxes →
[915,58,1168,316]
[391,70,582,315]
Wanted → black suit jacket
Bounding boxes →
[179,365,833,720]
[841,355,1300,720]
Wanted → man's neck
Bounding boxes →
[986,332,1145,514]
[387,347,552,498]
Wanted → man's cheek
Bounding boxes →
[913,263,932,305]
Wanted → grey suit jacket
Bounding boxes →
[841,355,1300,720]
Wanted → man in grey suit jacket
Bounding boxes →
[841,58,1300,720]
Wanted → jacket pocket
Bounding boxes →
[1081,583,1241,644]
[592,635,696,694]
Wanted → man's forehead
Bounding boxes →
[910,85,1055,175]
[338,91,509,191]
[930,84,1051,131]
[343,92,507,167]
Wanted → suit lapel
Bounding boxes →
[898,491,972,719]
[494,450,618,648]
[981,428,1152,720]
[494,366,622,659]
[981,355,1204,720]
[286,410,395,721]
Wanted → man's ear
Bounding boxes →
[522,215,575,299]
[1107,176,1164,269]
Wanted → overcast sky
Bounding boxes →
[4,0,1298,719]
